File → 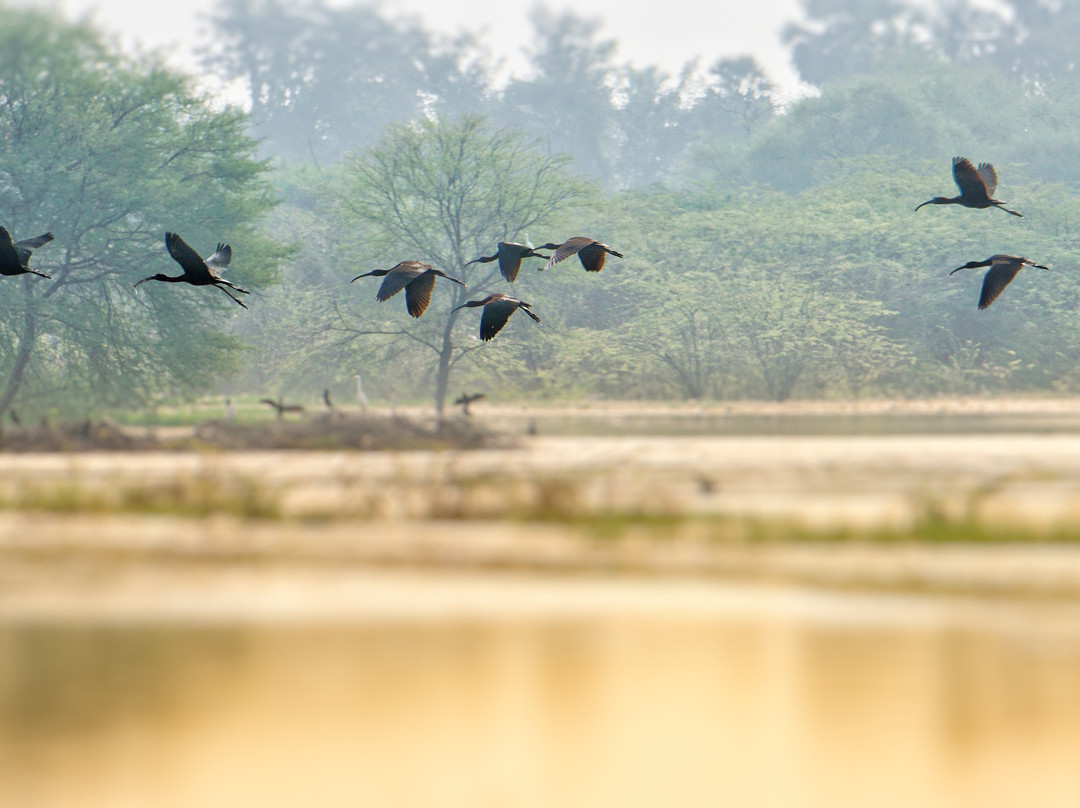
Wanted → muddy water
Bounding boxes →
[3,588,1080,808]
[6,410,1080,807]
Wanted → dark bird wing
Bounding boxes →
[479,298,519,341]
[977,162,998,197]
[498,252,525,282]
[14,233,53,266]
[374,262,427,301]
[404,271,437,318]
[14,232,53,265]
[542,237,591,270]
[0,227,19,272]
[978,258,1024,309]
[498,243,548,281]
[14,232,54,250]
[166,232,215,282]
[577,242,610,272]
[952,157,990,201]
[517,301,542,325]
[205,243,232,271]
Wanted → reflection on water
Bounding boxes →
[3,615,1080,808]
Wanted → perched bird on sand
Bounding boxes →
[453,392,486,416]
[260,397,304,418]
[949,254,1048,309]
[354,374,369,411]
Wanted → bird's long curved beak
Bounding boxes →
[914,200,932,212]
[133,276,152,289]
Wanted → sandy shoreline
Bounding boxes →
[3,433,1080,524]
[7,407,1080,619]
[6,512,1080,622]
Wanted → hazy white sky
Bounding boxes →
[25,0,806,97]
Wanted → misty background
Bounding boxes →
[2,0,1080,416]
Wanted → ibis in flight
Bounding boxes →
[0,228,53,279]
[452,294,541,341]
[537,236,624,272]
[351,261,464,318]
[134,232,249,308]
[916,157,1023,217]
[949,254,1048,309]
[465,242,551,282]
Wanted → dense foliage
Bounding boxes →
[0,7,282,416]
[7,0,1080,415]
[216,0,1080,406]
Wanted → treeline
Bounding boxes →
[3,1,1080,416]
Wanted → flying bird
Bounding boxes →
[0,227,53,279]
[949,254,1048,309]
[916,157,1023,217]
[453,392,486,416]
[537,236,624,272]
[465,242,551,282]
[351,261,465,318]
[134,232,249,308]
[452,294,541,341]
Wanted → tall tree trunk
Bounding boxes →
[433,311,457,420]
[0,291,37,415]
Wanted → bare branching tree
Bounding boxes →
[334,115,593,415]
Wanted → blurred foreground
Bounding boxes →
[4,400,1080,807]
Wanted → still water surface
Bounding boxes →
[3,603,1080,808]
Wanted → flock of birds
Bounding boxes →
[916,156,1047,310]
[349,235,625,340]
[0,155,1045,417]
[1,227,627,344]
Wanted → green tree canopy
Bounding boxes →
[330,114,593,413]
[0,7,281,416]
